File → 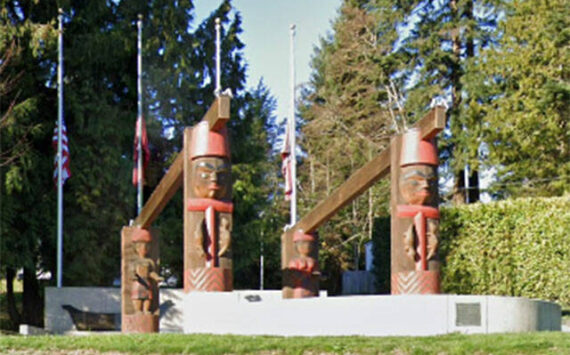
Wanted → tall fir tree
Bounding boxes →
[393,0,502,203]
[299,0,402,293]
[463,0,569,197]
[0,0,58,327]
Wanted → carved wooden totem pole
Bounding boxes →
[121,227,162,333]
[286,230,320,298]
[390,128,441,294]
[183,106,233,292]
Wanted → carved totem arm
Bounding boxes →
[193,217,206,257]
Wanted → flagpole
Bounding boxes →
[215,17,221,96]
[136,14,143,215]
[56,8,64,288]
[289,24,297,226]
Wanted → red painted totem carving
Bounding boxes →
[391,128,441,294]
[288,231,319,298]
[185,121,233,292]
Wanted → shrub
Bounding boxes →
[372,195,570,307]
[439,196,570,307]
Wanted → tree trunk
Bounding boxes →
[5,267,21,330]
[22,266,43,327]
[452,169,466,204]
[468,169,480,202]
[464,0,480,202]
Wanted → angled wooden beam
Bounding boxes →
[415,105,446,140]
[132,96,233,229]
[203,95,231,131]
[293,105,446,235]
[134,151,184,228]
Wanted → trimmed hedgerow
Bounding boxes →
[371,195,569,307]
[439,196,570,307]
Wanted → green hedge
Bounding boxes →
[439,196,570,307]
[371,195,570,307]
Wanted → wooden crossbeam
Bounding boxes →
[133,97,231,228]
[204,95,231,131]
[134,152,184,228]
[282,106,446,267]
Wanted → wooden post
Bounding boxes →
[121,227,160,333]
[183,95,233,292]
[390,128,441,294]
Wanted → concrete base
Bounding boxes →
[45,287,184,334]
[46,287,562,336]
[19,324,50,336]
[183,292,561,336]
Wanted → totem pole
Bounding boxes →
[390,128,441,294]
[121,227,162,333]
[286,230,319,298]
[183,117,233,292]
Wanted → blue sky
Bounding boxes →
[194,0,341,122]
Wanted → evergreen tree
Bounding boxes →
[393,0,502,203]
[463,0,569,196]
[0,1,58,327]
[299,0,400,293]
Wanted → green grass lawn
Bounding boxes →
[0,332,569,354]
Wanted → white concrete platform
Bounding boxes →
[183,292,561,336]
[45,287,184,334]
[45,287,562,336]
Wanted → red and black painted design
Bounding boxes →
[185,267,232,292]
[391,270,440,294]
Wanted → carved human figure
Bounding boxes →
[218,217,231,257]
[288,231,319,298]
[399,164,440,267]
[190,156,233,267]
[185,121,233,291]
[396,128,440,271]
[130,228,163,314]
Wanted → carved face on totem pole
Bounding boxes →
[134,240,150,258]
[399,129,438,206]
[192,158,230,199]
[399,165,437,205]
[190,121,231,200]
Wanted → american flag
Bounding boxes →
[281,123,293,201]
[52,120,71,186]
[132,115,150,186]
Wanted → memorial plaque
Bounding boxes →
[456,303,481,326]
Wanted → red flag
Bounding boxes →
[281,124,292,201]
[132,115,150,186]
[52,120,71,186]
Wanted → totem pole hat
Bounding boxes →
[132,228,152,243]
[400,127,438,167]
[293,230,316,242]
[189,121,230,159]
